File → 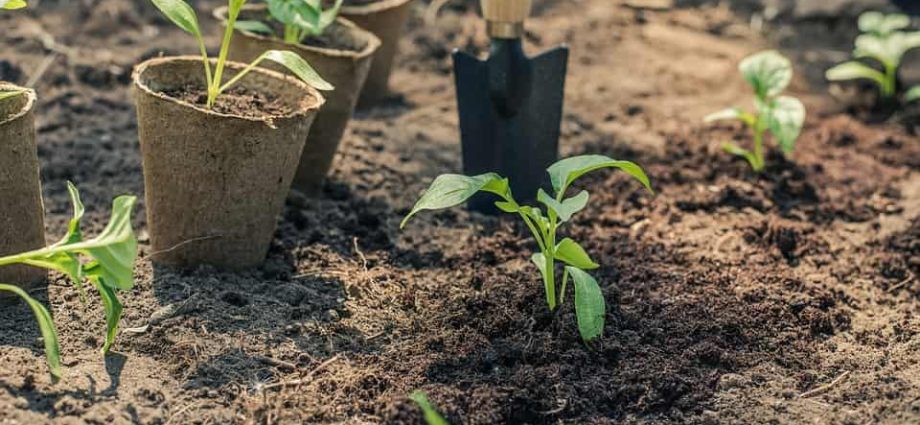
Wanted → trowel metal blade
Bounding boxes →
[452,45,569,213]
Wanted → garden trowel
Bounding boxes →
[453,0,568,213]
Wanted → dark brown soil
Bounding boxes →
[162,85,292,117]
[0,1,918,424]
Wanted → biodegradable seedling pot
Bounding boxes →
[133,57,324,270]
[216,5,381,196]
[341,0,414,108]
[0,83,46,287]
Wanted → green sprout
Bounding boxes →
[0,88,26,102]
[0,183,138,380]
[237,0,344,44]
[401,155,653,342]
[705,50,805,172]
[410,391,451,425]
[826,11,920,101]
[149,0,333,109]
[907,86,920,103]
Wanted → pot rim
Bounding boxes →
[214,5,382,61]
[340,0,414,16]
[0,82,36,127]
[132,56,325,124]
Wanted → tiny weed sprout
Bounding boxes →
[401,155,652,342]
[237,0,344,44]
[149,0,333,108]
[826,11,920,101]
[705,50,805,172]
[0,183,138,379]
[410,391,450,425]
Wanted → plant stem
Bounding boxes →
[208,3,242,108]
[284,24,298,44]
[752,125,765,172]
[544,211,558,311]
[883,62,897,99]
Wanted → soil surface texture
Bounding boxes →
[0,0,918,424]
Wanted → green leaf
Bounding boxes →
[855,32,920,68]
[22,182,87,299]
[554,238,598,270]
[704,107,746,124]
[235,20,275,35]
[409,391,451,425]
[547,155,653,196]
[71,195,139,291]
[150,0,202,36]
[721,142,758,168]
[268,0,320,32]
[261,50,334,91]
[765,96,805,154]
[566,267,605,341]
[825,61,887,88]
[92,280,123,353]
[401,173,508,228]
[537,189,589,222]
[494,200,520,213]
[858,11,910,37]
[0,0,27,10]
[520,206,550,233]
[0,284,61,380]
[906,86,920,103]
[318,0,343,32]
[0,88,25,101]
[530,252,548,283]
[740,50,792,100]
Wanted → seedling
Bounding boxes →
[237,0,344,44]
[907,86,920,103]
[401,155,652,341]
[410,391,450,425]
[0,88,25,102]
[826,11,920,101]
[0,183,138,379]
[705,50,805,172]
[150,0,333,109]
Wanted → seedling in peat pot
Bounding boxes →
[0,183,138,379]
[150,0,333,108]
[236,0,344,44]
[401,155,653,342]
[0,2,27,100]
[826,11,920,102]
[705,50,806,172]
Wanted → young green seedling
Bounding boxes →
[705,50,805,172]
[410,391,450,425]
[237,0,344,44]
[401,155,652,341]
[150,0,333,109]
[0,88,25,102]
[0,183,138,379]
[826,11,920,101]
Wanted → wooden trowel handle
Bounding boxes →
[481,0,532,38]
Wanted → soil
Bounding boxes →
[1,0,919,424]
[162,85,292,118]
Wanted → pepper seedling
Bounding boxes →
[0,183,138,380]
[401,155,652,341]
[150,0,333,109]
[705,50,805,172]
[826,11,920,101]
[237,0,344,44]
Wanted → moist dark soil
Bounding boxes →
[162,85,292,118]
[0,0,918,424]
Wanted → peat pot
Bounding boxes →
[341,0,414,108]
[217,5,381,196]
[0,83,46,287]
[132,57,324,269]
